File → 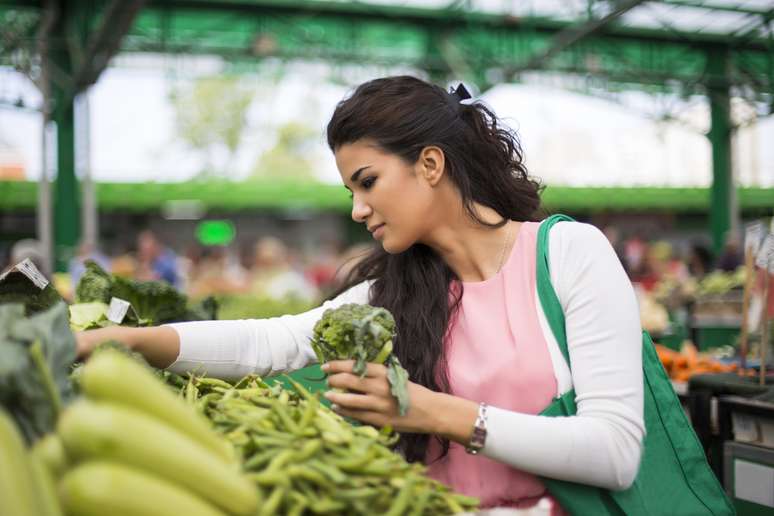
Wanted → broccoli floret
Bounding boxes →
[311,303,409,415]
[74,261,113,304]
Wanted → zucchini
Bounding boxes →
[80,350,235,462]
[0,409,38,516]
[60,461,225,516]
[29,454,63,516]
[31,433,68,478]
[58,401,258,516]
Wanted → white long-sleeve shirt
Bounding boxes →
[167,221,644,490]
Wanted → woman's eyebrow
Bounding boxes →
[350,165,371,183]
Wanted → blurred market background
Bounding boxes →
[1,0,774,512]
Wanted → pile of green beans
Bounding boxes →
[180,375,479,516]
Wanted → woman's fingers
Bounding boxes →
[322,360,387,378]
[325,391,392,413]
[326,372,390,396]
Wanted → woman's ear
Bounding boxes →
[417,146,446,186]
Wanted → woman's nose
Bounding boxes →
[351,196,372,223]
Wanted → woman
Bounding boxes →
[77,76,644,512]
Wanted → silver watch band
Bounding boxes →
[465,402,488,455]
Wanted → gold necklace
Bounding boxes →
[496,221,513,273]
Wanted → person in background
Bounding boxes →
[136,230,179,288]
[8,238,47,276]
[687,243,712,279]
[69,241,111,286]
[304,238,343,296]
[249,236,318,301]
[715,231,743,272]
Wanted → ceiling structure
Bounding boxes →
[0,0,772,269]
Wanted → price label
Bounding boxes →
[107,297,131,324]
[754,234,774,273]
[745,221,765,255]
[0,258,49,289]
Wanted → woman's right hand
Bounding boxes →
[75,326,132,360]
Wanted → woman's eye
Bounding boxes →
[362,177,376,190]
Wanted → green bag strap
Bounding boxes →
[536,214,576,370]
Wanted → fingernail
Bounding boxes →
[323,391,333,399]
[321,363,330,372]
[331,403,340,411]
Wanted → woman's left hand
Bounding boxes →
[322,360,438,434]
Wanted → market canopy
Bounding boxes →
[0,0,772,268]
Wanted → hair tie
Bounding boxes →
[449,83,472,103]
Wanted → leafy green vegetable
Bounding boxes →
[311,303,410,415]
[0,303,77,443]
[75,260,217,325]
[74,261,112,304]
[68,302,111,331]
[0,267,63,316]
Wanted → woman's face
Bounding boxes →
[335,139,438,254]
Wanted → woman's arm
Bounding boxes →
[76,325,180,368]
[76,281,372,379]
[482,221,645,490]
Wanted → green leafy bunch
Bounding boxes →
[0,302,77,443]
[0,268,63,316]
[74,261,217,326]
[311,303,410,416]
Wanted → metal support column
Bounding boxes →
[50,12,80,272]
[706,47,733,257]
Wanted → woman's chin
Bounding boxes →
[381,238,411,255]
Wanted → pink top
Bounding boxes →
[426,221,561,511]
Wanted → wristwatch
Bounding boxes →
[465,402,488,455]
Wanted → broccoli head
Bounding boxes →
[311,303,409,415]
[311,303,395,372]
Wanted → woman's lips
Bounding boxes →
[371,224,385,239]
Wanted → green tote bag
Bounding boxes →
[536,214,735,516]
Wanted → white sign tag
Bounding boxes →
[0,258,49,289]
[745,221,765,255]
[755,234,774,270]
[107,297,131,324]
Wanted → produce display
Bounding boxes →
[57,350,258,516]
[183,373,478,515]
[72,261,217,328]
[0,260,480,515]
[654,342,750,382]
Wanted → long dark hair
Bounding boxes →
[327,76,543,463]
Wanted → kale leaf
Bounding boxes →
[0,302,77,443]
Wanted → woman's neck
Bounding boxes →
[422,202,520,283]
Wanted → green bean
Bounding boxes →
[306,459,347,485]
[258,486,285,516]
[244,447,281,471]
[385,477,415,516]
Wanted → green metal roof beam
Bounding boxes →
[72,0,147,90]
[2,181,773,213]
[658,0,774,17]
[524,0,648,70]
[146,0,770,49]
